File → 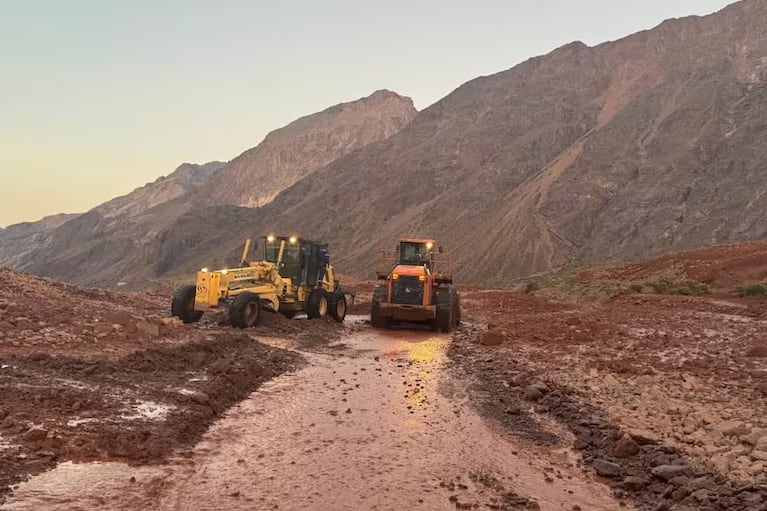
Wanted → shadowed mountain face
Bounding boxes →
[147,0,767,286]
[4,91,417,288]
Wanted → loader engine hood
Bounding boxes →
[390,265,427,306]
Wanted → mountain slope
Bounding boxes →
[12,91,417,287]
[205,90,417,208]
[0,214,80,269]
[151,0,767,285]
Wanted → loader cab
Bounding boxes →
[397,239,435,270]
[254,235,328,285]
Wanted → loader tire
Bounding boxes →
[329,292,347,322]
[171,284,203,324]
[229,292,262,328]
[307,289,328,319]
[433,287,456,333]
[370,285,389,329]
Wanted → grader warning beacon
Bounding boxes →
[171,235,351,328]
[371,238,460,332]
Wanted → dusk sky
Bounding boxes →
[0,0,733,227]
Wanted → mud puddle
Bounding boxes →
[3,326,625,510]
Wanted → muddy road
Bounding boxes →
[2,318,622,511]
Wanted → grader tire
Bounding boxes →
[329,292,347,322]
[171,284,203,324]
[229,292,262,328]
[307,289,328,319]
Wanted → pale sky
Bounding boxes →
[0,0,734,227]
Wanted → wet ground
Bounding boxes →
[2,318,624,510]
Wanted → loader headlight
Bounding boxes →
[426,242,434,250]
[392,273,399,280]
[201,267,209,273]
[221,268,228,275]
[289,236,297,244]
[267,235,275,242]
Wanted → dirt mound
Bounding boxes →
[0,267,347,502]
[0,267,183,360]
[579,240,767,290]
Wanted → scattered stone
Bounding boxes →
[613,434,640,458]
[635,375,656,385]
[620,476,645,491]
[714,420,749,437]
[104,310,133,326]
[136,320,160,337]
[593,459,623,478]
[523,386,543,402]
[741,427,767,446]
[750,450,767,461]
[480,330,506,346]
[161,317,184,328]
[93,323,115,335]
[651,465,689,481]
[747,462,764,476]
[23,427,49,442]
[625,428,658,445]
[572,331,591,343]
[573,438,589,450]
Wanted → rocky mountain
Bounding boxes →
[6,91,417,287]
[146,0,767,286]
[0,214,80,269]
[94,161,224,220]
[205,90,417,208]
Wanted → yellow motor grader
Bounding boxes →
[171,235,351,328]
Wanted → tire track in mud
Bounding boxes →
[4,324,624,511]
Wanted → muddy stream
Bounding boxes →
[2,319,625,510]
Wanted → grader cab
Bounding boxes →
[171,235,350,328]
[371,238,460,332]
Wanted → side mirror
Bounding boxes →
[438,246,444,254]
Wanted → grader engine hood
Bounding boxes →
[194,261,284,311]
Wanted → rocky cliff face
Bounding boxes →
[204,90,417,208]
[150,0,767,285]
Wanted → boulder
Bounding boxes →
[593,459,622,478]
[651,465,689,481]
[613,434,640,458]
